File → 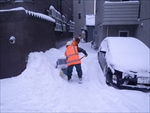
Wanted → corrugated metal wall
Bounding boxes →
[103,1,139,25]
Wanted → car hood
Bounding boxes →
[108,53,150,74]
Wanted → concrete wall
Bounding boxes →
[0,0,73,79]
[94,0,105,47]
[0,11,55,79]
[135,0,150,48]
[0,0,74,46]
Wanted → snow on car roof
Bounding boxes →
[103,37,150,72]
[106,37,148,54]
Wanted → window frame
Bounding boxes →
[119,30,129,37]
[14,0,33,2]
[78,0,81,4]
[0,0,10,2]
[78,12,81,19]
[62,24,66,32]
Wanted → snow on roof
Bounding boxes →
[104,1,139,4]
[0,7,25,12]
[69,20,75,24]
[25,10,55,23]
[49,5,55,10]
[0,7,55,23]
[86,14,95,26]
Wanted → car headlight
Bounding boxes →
[122,71,136,78]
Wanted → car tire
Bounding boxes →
[103,65,113,86]
[103,65,121,89]
[97,52,100,63]
[112,74,121,89]
[98,53,103,69]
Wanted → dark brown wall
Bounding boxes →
[0,0,57,13]
[0,11,55,79]
[0,0,73,79]
[24,16,55,52]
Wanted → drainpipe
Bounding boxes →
[107,26,109,37]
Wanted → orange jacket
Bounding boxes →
[72,40,78,46]
[65,45,81,66]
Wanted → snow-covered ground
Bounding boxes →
[1,42,150,112]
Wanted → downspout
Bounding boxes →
[107,26,109,37]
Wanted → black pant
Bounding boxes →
[67,64,82,80]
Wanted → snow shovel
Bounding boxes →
[58,55,86,81]
[56,55,86,77]
[56,55,86,69]
[80,55,86,60]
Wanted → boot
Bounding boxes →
[79,78,82,84]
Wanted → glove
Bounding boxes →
[84,54,88,57]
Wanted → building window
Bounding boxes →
[121,0,139,1]
[62,24,66,32]
[49,6,56,18]
[55,22,62,32]
[49,5,62,22]
[78,0,81,4]
[109,0,139,1]
[62,15,66,23]
[0,0,10,2]
[78,12,81,19]
[14,0,33,2]
[68,20,75,32]
[119,31,129,37]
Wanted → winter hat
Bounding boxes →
[66,41,72,47]
[74,36,80,44]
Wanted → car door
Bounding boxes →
[98,40,108,71]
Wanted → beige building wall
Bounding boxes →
[73,0,94,36]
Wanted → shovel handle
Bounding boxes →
[80,55,86,60]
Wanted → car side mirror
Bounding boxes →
[100,48,106,54]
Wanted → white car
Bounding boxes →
[97,37,150,91]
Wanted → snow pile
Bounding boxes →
[1,42,150,112]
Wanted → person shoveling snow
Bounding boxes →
[56,37,88,83]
